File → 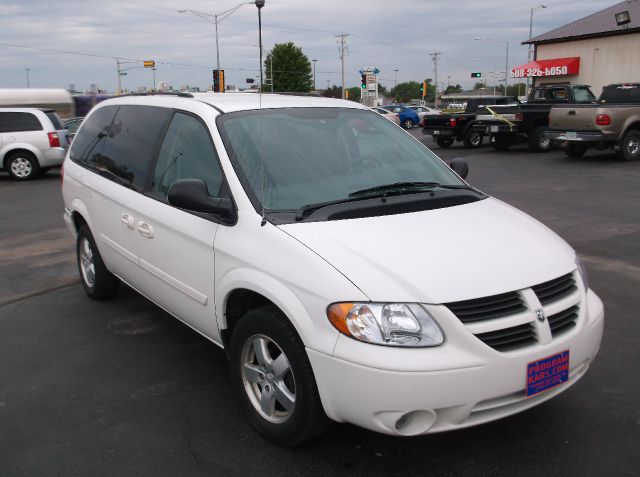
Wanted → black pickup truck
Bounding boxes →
[471,84,596,152]
[422,96,518,149]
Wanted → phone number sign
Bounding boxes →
[511,57,580,78]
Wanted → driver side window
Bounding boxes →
[151,112,223,199]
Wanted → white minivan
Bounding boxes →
[62,93,604,445]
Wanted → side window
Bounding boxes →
[550,88,567,100]
[151,113,223,199]
[70,106,119,164]
[92,105,172,190]
[573,87,595,103]
[0,112,42,133]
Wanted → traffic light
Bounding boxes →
[213,69,225,92]
[421,81,427,97]
[471,72,482,78]
[361,74,367,90]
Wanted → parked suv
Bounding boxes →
[62,93,603,445]
[0,108,69,180]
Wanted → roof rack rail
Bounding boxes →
[272,92,322,97]
[122,91,194,98]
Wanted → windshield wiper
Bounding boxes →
[295,197,361,221]
[348,181,474,199]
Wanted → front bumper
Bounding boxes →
[308,290,604,436]
[547,131,606,143]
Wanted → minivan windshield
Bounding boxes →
[217,107,464,211]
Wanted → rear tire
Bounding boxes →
[6,151,39,180]
[492,134,511,151]
[436,137,454,148]
[617,129,640,161]
[528,126,552,153]
[564,144,588,158]
[463,129,483,148]
[76,225,120,300]
[402,119,414,130]
[229,306,329,446]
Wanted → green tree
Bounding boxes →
[265,42,313,92]
[473,82,486,90]
[322,85,342,98]
[346,87,361,102]
[389,81,422,102]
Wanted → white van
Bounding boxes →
[62,93,604,445]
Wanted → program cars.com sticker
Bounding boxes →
[527,350,570,396]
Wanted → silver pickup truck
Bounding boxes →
[547,83,640,160]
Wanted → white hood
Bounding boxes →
[278,198,576,304]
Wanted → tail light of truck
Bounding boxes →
[449,117,457,127]
[47,132,61,148]
[595,114,611,126]
[514,112,523,121]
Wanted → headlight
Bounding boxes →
[327,302,444,347]
[576,255,589,290]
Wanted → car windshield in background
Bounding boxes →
[217,108,464,212]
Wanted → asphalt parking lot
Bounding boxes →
[1,137,639,476]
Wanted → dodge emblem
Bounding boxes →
[535,309,546,323]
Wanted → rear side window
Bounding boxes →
[599,84,640,103]
[89,105,172,190]
[45,111,64,130]
[69,106,119,164]
[0,112,43,133]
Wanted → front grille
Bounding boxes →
[532,273,576,305]
[445,292,526,323]
[548,305,579,337]
[474,323,537,352]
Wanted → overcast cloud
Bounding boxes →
[0,0,616,92]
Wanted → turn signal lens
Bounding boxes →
[327,302,444,347]
[47,132,61,148]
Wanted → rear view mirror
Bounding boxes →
[447,157,469,179]
[168,179,234,218]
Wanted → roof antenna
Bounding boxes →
[256,0,267,226]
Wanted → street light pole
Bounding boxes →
[25,68,30,88]
[394,69,399,87]
[179,3,254,92]
[152,68,157,91]
[527,4,547,93]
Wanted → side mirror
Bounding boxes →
[168,179,233,217]
[447,157,469,179]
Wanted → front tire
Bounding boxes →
[229,306,329,446]
[528,126,552,153]
[6,151,39,180]
[618,129,640,161]
[76,225,120,299]
[402,119,414,130]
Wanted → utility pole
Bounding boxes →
[116,59,122,95]
[312,59,317,90]
[430,52,441,108]
[336,33,349,99]
[25,68,30,88]
[394,69,399,87]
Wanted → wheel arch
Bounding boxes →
[620,121,640,140]
[217,269,340,354]
[68,199,94,235]
[2,145,43,169]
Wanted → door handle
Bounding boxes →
[568,110,577,115]
[136,221,155,239]
[121,213,135,229]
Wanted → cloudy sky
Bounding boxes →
[0,0,619,93]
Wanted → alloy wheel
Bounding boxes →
[241,334,296,423]
[79,237,96,287]
[10,157,33,178]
